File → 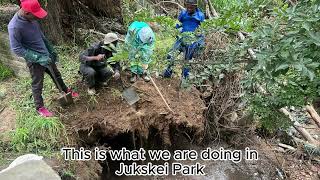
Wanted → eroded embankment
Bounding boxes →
[59,77,205,147]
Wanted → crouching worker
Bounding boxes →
[125,21,155,83]
[163,0,205,79]
[8,0,78,117]
[79,33,121,95]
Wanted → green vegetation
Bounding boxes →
[0,62,13,80]
[0,0,16,5]
[1,0,319,156]
[190,0,320,131]
[6,46,81,154]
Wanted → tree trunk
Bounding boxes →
[34,0,123,44]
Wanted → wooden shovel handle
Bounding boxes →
[150,77,174,113]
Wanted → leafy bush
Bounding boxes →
[0,0,17,5]
[231,0,320,130]
[202,0,287,32]
[186,0,320,131]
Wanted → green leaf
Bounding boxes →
[302,22,311,31]
[275,64,289,72]
[308,31,320,46]
[307,70,315,81]
[306,62,320,69]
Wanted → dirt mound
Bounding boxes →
[0,107,16,142]
[60,77,205,146]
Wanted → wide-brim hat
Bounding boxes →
[104,33,119,45]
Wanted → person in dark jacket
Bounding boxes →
[79,33,121,95]
[8,0,78,117]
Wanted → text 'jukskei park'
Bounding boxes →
[61,147,259,176]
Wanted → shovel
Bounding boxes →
[120,78,140,105]
[47,65,74,107]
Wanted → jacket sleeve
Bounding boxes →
[79,44,99,64]
[9,27,50,64]
[178,10,185,23]
[140,42,154,65]
[41,32,58,62]
[196,11,205,22]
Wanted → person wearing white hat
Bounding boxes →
[79,33,121,95]
[125,21,155,83]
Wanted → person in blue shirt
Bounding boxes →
[163,0,205,80]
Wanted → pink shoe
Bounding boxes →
[67,88,79,98]
[37,107,54,117]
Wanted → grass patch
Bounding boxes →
[2,15,178,156]
[0,62,13,81]
[5,45,82,154]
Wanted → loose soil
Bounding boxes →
[59,77,205,146]
[0,107,16,142]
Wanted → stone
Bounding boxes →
[0,32,29,78]
[0,154,61,180]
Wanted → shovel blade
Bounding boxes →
[122,87,140,105]
[57,92,74,107]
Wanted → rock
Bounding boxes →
[0,154,61,180]
[311,165,318,172]
[0,91,6,100]
[0,32,29,78]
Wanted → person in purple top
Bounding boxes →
[8,0,78,117]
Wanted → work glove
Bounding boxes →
[38,56,53,67]
[24,49,52,66]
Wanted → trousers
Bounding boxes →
[27,62,68,110]
[80,64,113,88]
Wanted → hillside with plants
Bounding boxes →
[0,0,320,179]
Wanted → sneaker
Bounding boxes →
[130,74,138,83]
[67,88,79,98]
[162,68,173,78]
[87,88,96,95]
[142,73,150,82]
[37,107,54,117]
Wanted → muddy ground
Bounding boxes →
[1,75,320,179]
[47,76,319,180]
[58,76,205,147]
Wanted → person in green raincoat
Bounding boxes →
[125,21,155,83]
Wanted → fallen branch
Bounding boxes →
[0,106,5,114]
[278,143,296,151]
[209,4,256,59]
[207,0,219,17]
[280,108,319,145]
[206,5,213,19]
[88,29,125,42]
[306,105,320,128]
[153,1,184,10]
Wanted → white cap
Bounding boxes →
[104,33,119,44]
